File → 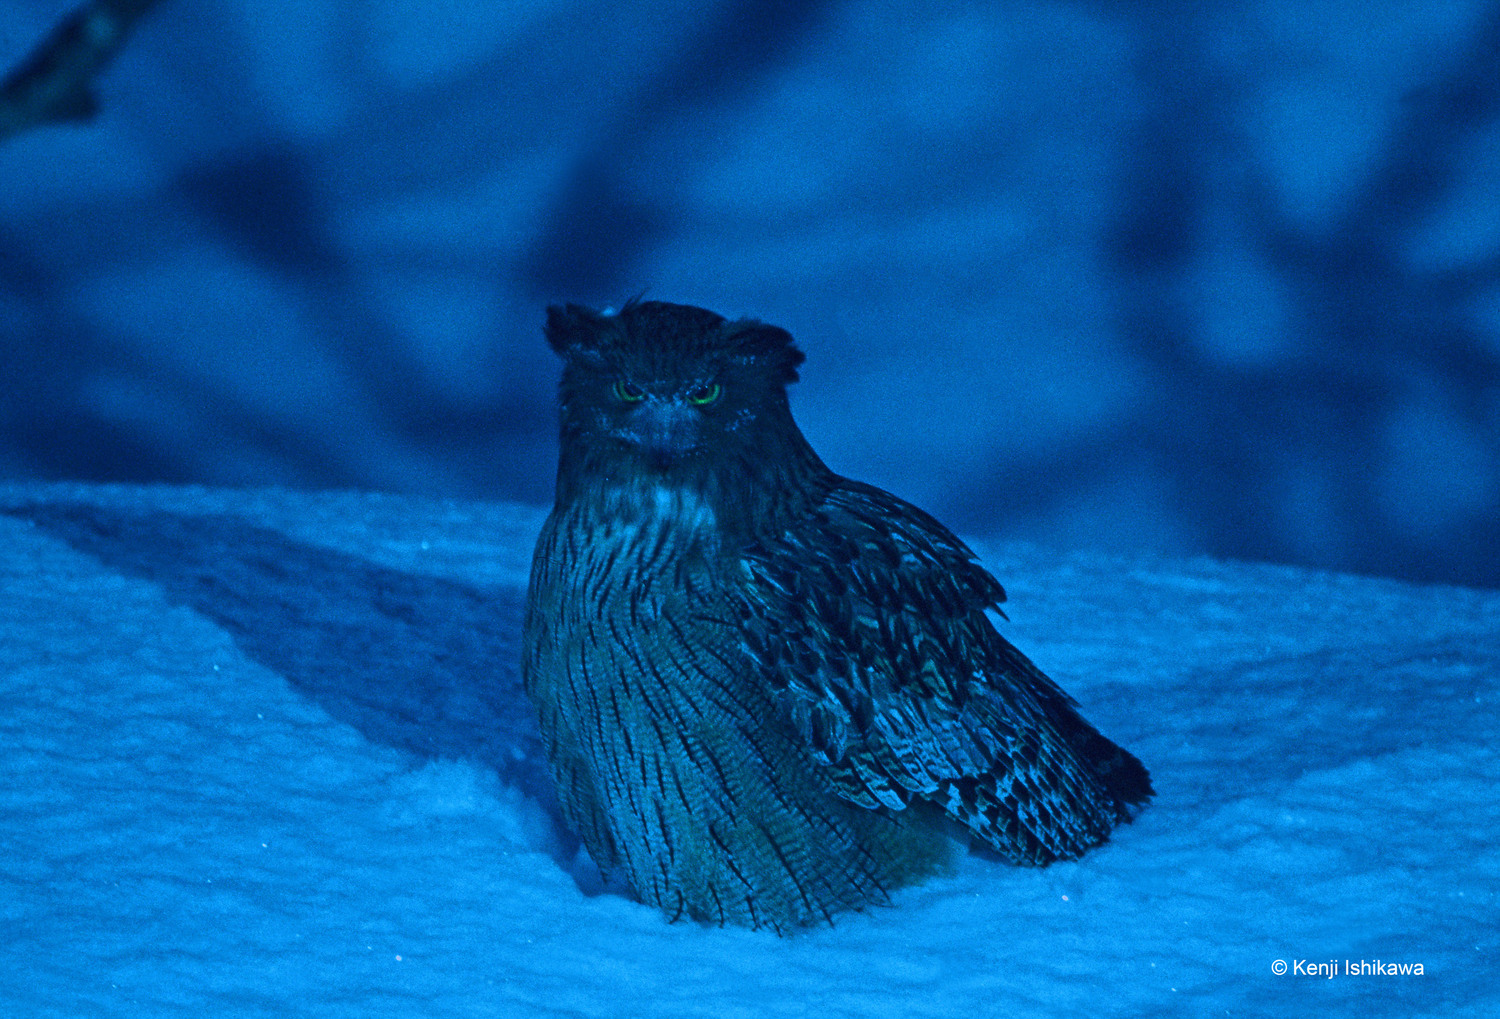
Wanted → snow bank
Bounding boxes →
[1,482,1493,1017]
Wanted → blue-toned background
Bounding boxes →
[4,0,1498,588]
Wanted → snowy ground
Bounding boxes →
[1,482,1494,1017]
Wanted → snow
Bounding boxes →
[2,481,1494,1017]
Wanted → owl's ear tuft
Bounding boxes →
[545,303,613,357]
[724,321,806,385]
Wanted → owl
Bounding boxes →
[522,300,1152,932]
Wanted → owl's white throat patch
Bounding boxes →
[602,478,718,534]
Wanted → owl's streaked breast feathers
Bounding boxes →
[522,299,1152,932]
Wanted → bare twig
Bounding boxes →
[0,0,163,144]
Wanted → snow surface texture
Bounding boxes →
[3,1,1500,589]
[1,482,1494,1017]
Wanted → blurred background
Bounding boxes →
[2,0,1497,588]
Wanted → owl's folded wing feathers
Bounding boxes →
[734,479,1153,864]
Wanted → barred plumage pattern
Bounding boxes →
[734,480,1150,866]
[523,300,1152,932]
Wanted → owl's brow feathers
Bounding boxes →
[545,300,804,384]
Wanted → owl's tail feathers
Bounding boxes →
[938,710,1153,866]
[1070,727,1154,819]
[994,642,1153,832]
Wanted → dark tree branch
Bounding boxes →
[0,0,163,144]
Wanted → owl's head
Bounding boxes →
[544,300,809,475]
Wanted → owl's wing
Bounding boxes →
[734,479,1152,864]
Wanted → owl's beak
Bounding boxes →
[627,400,701,468]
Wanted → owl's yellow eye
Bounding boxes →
[613,379,645,403]
[687,382,721,406]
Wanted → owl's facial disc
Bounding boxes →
[612,396,705,469]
